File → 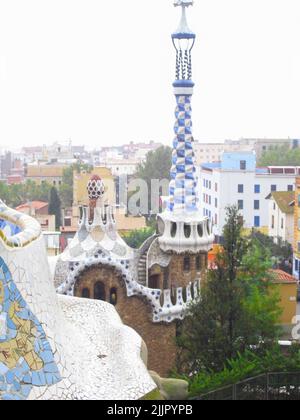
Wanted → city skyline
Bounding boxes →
[0,0,300,150]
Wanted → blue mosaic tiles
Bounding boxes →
[0,219,21,237]
[168,94,198,213]
[0,257,61,400]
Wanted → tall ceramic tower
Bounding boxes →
[158,0,214,253]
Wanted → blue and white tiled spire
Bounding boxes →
[158,1,214,254]
[168,0,198,213]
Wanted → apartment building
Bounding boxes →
[198,152,298,240]
[267,192,295,246]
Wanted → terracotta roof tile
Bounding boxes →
[269,269,297,284]
[16,201,48,211]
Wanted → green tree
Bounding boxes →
[123,227,155,249]
[176,206,281,374]
[48,187,62,230]
[133,146,172,215]
[135,146,172,183]
[59,163,93,208]
[259,145,300,166]
[0,180,52,208]
[248,230,293,274]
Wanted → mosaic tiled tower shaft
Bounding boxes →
[169,94,197,212]
[169,1,197,213]
[158,0,214,254]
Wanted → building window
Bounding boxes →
[254,216,260,228]
[110,288,118,306]
[240,160,247,170]
[281,218,284,230]
[215,183,218,192]
[215,214,218,225]
[254,185,260,194]
[171,222,177,238]
[288,185,294,192]
[272,215,275,229]
[94,282,106,301]
[184,257,191,272]
[271,185,277,192]
[82,288,90,299]
[149,275,160,289]
[163,269,169,290]
[184,224,191,238]
[238,200,244,210]
[215,198,218,208]
[238,184,244,194]
[254,200,260,210]
[64,218,71,227]
[196,256,202,271]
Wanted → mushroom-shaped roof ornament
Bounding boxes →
[87,175,105,201]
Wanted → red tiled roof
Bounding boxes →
[269,270,297,284]
[16,201,48,211]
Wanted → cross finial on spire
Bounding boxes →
[173,0,194,7]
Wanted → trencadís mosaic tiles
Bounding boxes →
[0,257,61,400]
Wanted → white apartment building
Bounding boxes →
[194,138,300,166]
[267,192,295,246]
[193,141,250,166]
[198,152,298,239]
[105,160,138,177]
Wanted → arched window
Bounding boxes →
[163,269,169,290]
[110,288,118,306]
[94,282,106,301]
[149,275,160,289]
[184,224,191,238]
[82,288,90,299]
[171,222,177,238]
[197,223,203,238]
[184,257,191,272]
[196,256,202,272]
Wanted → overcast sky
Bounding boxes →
[0,0,300,150]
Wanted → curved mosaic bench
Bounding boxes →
[0,201,41,248]
[0,202,155,400]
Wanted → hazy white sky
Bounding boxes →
[0,0,300,150]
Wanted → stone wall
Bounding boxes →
[74,251,208,377]
[74,265,177,376]
[149,253,207,290]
